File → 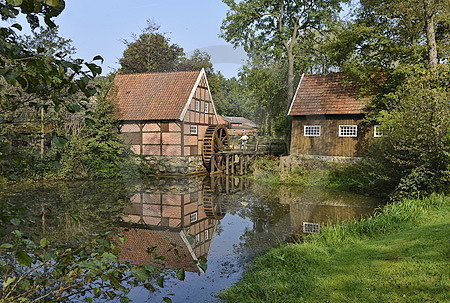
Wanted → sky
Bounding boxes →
[53,0,248,78]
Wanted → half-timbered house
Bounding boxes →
[111,69,221,173]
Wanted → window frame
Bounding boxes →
[204,229,209,240]
[204,102,209,113]
[304,125,321,137]
[374,125,383,137]
[195,100,200,112]
[190,212,198,223]
[190,125,198,135]
[338,125,358,137]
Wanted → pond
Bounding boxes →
[0,176,380,302]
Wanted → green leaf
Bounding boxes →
[15,251,32,267]
[3,277,16,288]
[120,297,131,303]
[157,276,164,288]
[101,252,117,262]
[6,0,23,6]
[93,55,104,64]
[162,297,173,303]
[0,243,13,249]
[10,218,21,226]
[52,136,68,147]
[67,102,82,113]
[176,268,185,281]
[45,0,60,7]
[11,23,22,31]
[40,238,50,248]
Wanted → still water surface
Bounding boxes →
[0,176,379,302]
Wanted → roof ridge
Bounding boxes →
[117,70,201,77]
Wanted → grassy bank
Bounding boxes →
[220,194,450,302]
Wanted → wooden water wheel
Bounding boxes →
[202,124,230,172]
[202,183,226,220]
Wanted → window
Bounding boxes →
[204,102,209,113]
[304,125,321,137]
[195,234,200,244]
[190,125,198,135]
[204,229,209,240]
[195,100,200,111]
[374,125,383,137]
[190,212,198,223]
[303,222,320,234]
[339,125,358,137]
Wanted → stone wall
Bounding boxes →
[280,154,362,175]
[143,155,206,175]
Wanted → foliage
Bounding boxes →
[373,66,450,199]
[0,0,103,110]
[119,21,184,74]
[220,194,449,302]
[0,181,161,302]
[238,59,288,136]
[221,0,344,101]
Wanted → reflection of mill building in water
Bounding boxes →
[118,178,223,273]
[279,186,379,234]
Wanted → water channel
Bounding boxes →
[0,176,380,302]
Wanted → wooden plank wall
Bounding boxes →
[290,115,374,157]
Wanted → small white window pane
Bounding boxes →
[204,103,209,113]
[190,212,198,223]
[304,125,321,137]
[204,229,209,240]
[190,125,198,135]
[195,234,200,244]
[195,100,200,111]
[339,125,358,137]
[374,125,383,137]
[303,222,320,234]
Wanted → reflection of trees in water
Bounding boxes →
[0,180,132,243]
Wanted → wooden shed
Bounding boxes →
[111,69,227,173]
[288,73,375,158]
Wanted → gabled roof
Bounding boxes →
[288,73,367,116]
[117,228,201,273]
[222,116,258,128]
[112,70,204,121]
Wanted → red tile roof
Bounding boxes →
[288,73,368,116]
[117,228,200,273]
[111,70,202,120]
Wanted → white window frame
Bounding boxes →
[339,125,358,137]
[303,222,321,234]
[204,229,209,240]
[195,233,200,244]
[204,102,209,113]
[304,125,321,137]
[190,125,198,135]
[374,125,383,137]
[195,100,200,111]
[190,212,198,223]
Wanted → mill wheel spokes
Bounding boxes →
[202,124,230,172]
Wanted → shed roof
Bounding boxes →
[112,70,203,121]
[222,116,258,128]
[288,73,367,116]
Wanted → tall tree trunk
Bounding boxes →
[287,49,295,105]
[40,107,45,157]
[424,0,438,67]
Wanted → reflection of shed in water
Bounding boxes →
[118,179,223,272]
[279,186,379,234]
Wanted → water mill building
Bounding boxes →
[287,73,378,160]
[111,69,229,174]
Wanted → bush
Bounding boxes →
[371,66,450,199]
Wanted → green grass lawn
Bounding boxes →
[220,194,450,303]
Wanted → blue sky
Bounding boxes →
[55,0,247,78]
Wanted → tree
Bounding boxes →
[221,0,343,103]
[177,49,214,72]
[119,21,184,74]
